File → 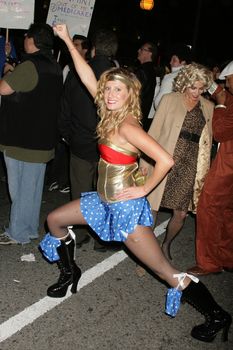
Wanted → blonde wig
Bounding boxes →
[95,68,142,139]
[173,62,213,93]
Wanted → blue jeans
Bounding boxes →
[4,154,46,244]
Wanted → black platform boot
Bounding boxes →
[182,281,232,342]
[47,237,81,298]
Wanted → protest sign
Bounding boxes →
[47,0,96,37]
[0,0,34,29]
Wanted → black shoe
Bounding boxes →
[47,239,82,298]
[223,267,233,273]
[94,244,107,252]
[182,281,232,342]
[106,243,123,251]
[76,235,90,248]
[59,185,70,194]
[48,181,59,191]
[93,242,123,252]
[94,246,107,252]
[191,309,232,342]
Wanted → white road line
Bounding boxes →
[0,219,168,343]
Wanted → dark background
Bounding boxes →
[6,0,233,67]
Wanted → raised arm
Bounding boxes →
[53,24,97,98]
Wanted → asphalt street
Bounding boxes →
[0,161,232,350]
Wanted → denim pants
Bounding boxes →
[4,154,46,244]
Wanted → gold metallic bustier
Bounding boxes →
[97,140,141,203]
[97,157,138,203]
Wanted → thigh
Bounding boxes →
[124,226,178,280]
[48,198,87,229]
[125,226,165,263]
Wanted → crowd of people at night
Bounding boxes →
[0,19,232,345]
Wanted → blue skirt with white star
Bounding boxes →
[80,192,153,242]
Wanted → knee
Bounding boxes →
[175,211,187,222]
[180,212,187,221]
[126,233,142,244]
[47,210,58,230]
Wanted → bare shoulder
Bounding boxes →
[119,115,154,147]
[116,115,148,149]
[119,114,142,134]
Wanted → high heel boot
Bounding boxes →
[182,280,232,342]
[47,237,82,298]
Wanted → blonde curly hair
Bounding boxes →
[95,68,142,139]
[173,62,213,93]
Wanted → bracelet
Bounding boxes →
[215,104,226,109]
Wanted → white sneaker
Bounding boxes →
[59,186,70,194]
[48,181,59,191]
[0,233,18,245]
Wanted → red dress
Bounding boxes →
[195,89,233,271]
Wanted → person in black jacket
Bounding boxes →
[46,34,91,194]
[59,29,118,251]
[0,23,63,245]
[135,41,158,131]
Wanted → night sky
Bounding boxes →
[33,0,233,66]
[87,0,233,65]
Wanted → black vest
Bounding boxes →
[0,52,63,150]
